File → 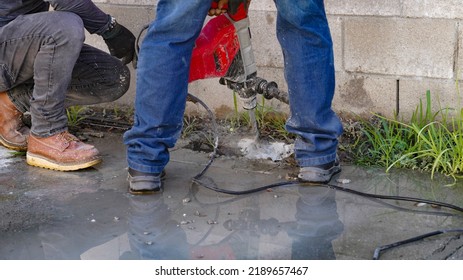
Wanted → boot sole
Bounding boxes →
[26,152,101,171]
[128,188,163,195]
[0,136,27,151]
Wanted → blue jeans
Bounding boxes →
[124,0,343,174]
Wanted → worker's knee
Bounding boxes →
[43,12,85,50]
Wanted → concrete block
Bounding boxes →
[250,0,277,12]
[334,72,463,120]
[403,0,463,19]
[397,78,462,120]
[188,78,232,115]
[249,12,342,71]
[95,4,155,29]
[333,72,397,117]
[458,22,463,78]
[325,0,402,17]
[249,10,283,68]
[329,16,343,72]
[344,17,457,79]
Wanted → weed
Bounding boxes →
[352,90,463,183]
[182,115,201,139]
[8,151,26,157]
[66,105,87,127]
[113,105,121,118]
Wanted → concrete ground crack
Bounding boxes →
[427,234,463,260]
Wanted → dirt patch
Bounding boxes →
[69,105,361,165]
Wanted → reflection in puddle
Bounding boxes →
[2,158,463,260]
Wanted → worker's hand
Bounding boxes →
[208,0,250,17]
[209,0,228,16]
[102,21,136,65]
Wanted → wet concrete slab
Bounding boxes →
[1,132,463,260]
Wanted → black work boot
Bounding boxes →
[298,157,341,184]
[128,168,166,195]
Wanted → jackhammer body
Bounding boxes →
[188,2,289,110]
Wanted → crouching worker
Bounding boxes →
[0,0,135,171]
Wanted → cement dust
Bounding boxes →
[238,137,294,161]
[0,147,21,171]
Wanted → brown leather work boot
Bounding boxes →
[0,91,29,151]
[27,131,101,171]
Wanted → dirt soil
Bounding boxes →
[74,106,361,165]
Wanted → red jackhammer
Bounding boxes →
[189,0,289,110]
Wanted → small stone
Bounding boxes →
[183,197,191,204]
[114,216,120,221]
[194,210,207,217]
[89,132,104,138]
[336,178,351,184]
[207,220,218,225]
[285,172,298,181]
[90,219,96,223]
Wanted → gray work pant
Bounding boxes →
[0,11,130,137]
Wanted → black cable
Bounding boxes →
[325,183,463,213]
[192,177,300,195]
[132,24,150,69]
[193,174,463,214]
[186,93,219,179]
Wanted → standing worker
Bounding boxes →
[124,0,343,193]
[0,0,135,171]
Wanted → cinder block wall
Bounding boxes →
[89,0,463,119]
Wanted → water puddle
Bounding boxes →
[1,134,463,260]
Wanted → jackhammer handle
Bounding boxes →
[264,88,289,104]
[264,84,289,105]
[255,78,289,104]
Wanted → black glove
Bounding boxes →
[103,20,136,65]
